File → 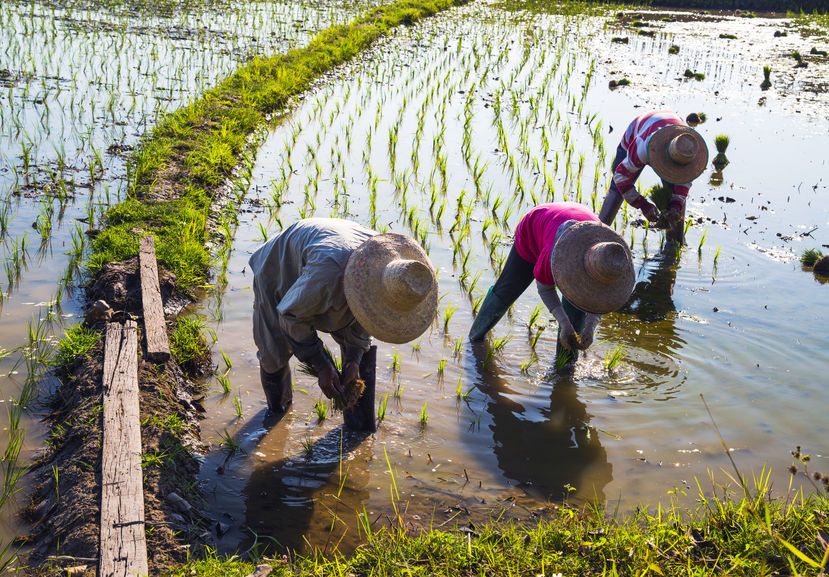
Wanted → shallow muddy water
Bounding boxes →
[192,2,829,556]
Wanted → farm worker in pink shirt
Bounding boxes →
[598,110,708,244]
[469,203,635,365]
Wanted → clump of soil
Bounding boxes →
[334,379,366,411]
[814,255,829,276]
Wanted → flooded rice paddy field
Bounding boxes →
[0,0,390,546]
[194,2,829,554]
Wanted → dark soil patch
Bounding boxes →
[86,257,193,317]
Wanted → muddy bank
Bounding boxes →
[21,260,212,576]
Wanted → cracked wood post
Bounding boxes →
[100,320,148,577]
[139,235,170,363]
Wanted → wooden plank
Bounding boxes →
[100,321,148,577]
[138,235,170,363]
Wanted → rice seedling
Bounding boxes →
[219,430,242,461]
[442,302,458,332]
[761,66,772,90]
[216,372,232,395]
[436,357,447,379]
[604,343,627,370]
[314,399,328,422]
[801,248,823,267]
[520,354,537,374]
[419,401,429,427]
[393,381,405,399]
[301,434,314,459]
[390,349,402,373]
[527,303,545,330]
[233,394,243,418]
[698,228,708,254]
[377,393,390,424]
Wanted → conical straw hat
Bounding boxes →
[344,233,438,344]
[646,124,708,184]
[551,222,635,314]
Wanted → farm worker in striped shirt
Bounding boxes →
[250,219,437,417]
[469,203,635,365]
[598,110,708,244]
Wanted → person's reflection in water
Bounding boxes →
[619,246,678,323]
[242,426,372,555]
[469,342,612,504]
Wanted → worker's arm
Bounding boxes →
[537,282,579,349]
[613,153,659,222]
[277,264,343,397]
[575,313,601,351]
[331,322,371,385]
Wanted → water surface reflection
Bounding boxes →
[469,343,612,504]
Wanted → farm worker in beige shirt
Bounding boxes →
[250,218,438,416]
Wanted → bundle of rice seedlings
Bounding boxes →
[297,347,364,410]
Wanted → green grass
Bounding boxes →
[801,248,823,267]
[54,324,101,368]
[160,476,829,577]
[169,316,208,366]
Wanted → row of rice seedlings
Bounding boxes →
[258,6,644,404]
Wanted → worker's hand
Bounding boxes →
[317,361,343,399]
[558,318,581,350]
[641,202,660,223]
[661,208,683,227]
[342,361,360,387]
[575,314,601,351]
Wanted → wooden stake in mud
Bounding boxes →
[100,321,148,577]
[344,345,377,432]
[139,235,170,363]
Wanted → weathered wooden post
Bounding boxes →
[344,345,376,432]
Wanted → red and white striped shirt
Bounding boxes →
[612,111,691,212]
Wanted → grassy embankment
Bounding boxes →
[166,468,829,576]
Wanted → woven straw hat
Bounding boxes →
[646,124,708,184]
[551,222,635,314]
[344,233,438,344]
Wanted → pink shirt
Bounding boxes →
[513,203,600,286]
[614,110,691,211]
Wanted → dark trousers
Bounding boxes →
[493,246,585,365]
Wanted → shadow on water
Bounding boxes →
[240,424,372,555]
[467,341,612,505]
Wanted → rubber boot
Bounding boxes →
[260,366,292,415]
[469,287,510,342]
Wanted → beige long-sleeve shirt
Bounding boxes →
[249,218,375,371]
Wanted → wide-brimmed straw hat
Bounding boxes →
[646,124,708,184]
[344,233,438,344]
[551,222,635,314]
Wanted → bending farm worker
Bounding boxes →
[598,110,708,244]
[469,202,635,365]
[250,218,437,417]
